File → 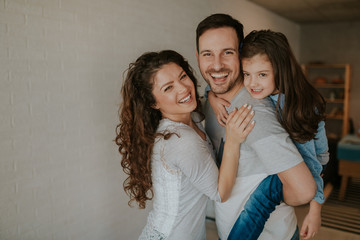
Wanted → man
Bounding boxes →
[196,13,316,239]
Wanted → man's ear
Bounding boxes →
[196,51,199,63]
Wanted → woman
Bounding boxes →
[115,50,254,239]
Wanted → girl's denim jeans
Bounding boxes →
[227,174,283,240]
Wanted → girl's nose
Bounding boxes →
[248,78,258,87]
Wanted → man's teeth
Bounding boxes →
[211,73,228,78]
[179,94,191,103]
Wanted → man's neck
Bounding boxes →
[217,81,243,103]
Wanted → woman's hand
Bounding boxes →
[226,104,255,145]
[219,104,254,202]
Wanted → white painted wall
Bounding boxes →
[0,0,299,239]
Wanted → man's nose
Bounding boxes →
[213,55,224,71]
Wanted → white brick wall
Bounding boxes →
[0,0,299,239]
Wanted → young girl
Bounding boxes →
[115,50,255,239]
[208,30,329,240]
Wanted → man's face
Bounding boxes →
[197,27,241,96]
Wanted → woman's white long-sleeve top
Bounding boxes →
[139,116,221,240]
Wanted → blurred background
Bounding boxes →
[1,0,359,239]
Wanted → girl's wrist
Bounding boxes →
[309,200,322,214]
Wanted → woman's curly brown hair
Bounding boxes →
[115,50,203,209]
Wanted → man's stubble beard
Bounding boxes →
[207,76,241,95]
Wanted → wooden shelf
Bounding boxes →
[302,63,351,138]
[326,99,344,103]
[314,84,345,88]
[305,63,349,69]
[327,115,344,120]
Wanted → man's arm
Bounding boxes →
[278,161,316,206]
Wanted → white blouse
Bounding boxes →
[139,116,221,240]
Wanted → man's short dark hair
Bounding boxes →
[196,13,244,53]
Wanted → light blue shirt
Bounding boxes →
[269,94,330,204]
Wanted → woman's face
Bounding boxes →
[152,62,197,123]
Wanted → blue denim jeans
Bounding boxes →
[290,226,300,240]
[227,174,283,240]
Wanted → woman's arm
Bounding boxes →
[218,104,255,202]
[164,105,254,203]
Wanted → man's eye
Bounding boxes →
[202,53,211,57]
[224,51,234,55]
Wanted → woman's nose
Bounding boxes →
[177,81,188,93]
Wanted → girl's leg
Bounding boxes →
[290,226,300,240]
[227,174,283,240]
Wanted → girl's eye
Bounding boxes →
[259,73,267,77]
[243,73,250,77]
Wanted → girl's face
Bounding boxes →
[152,62,197,123]
[242,53,278,99]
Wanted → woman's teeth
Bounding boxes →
[179,94,191,103]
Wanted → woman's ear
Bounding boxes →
[151,103,159,109]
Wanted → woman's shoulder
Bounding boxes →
[157,119,199,144]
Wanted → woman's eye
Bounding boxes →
[164,86,172,92]
[180,74,187,80]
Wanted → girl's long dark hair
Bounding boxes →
[115,50,203,208]
[242,30,326,143]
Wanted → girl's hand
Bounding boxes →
[208,90,230,127]
[300,201,322,239]
[225,104,255,145]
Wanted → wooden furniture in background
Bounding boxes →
[337,134,360,201]
[302,64,351,140]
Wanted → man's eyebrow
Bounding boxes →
[199,48,237,54]
[199,49,211,54]
[224,48,237,52]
